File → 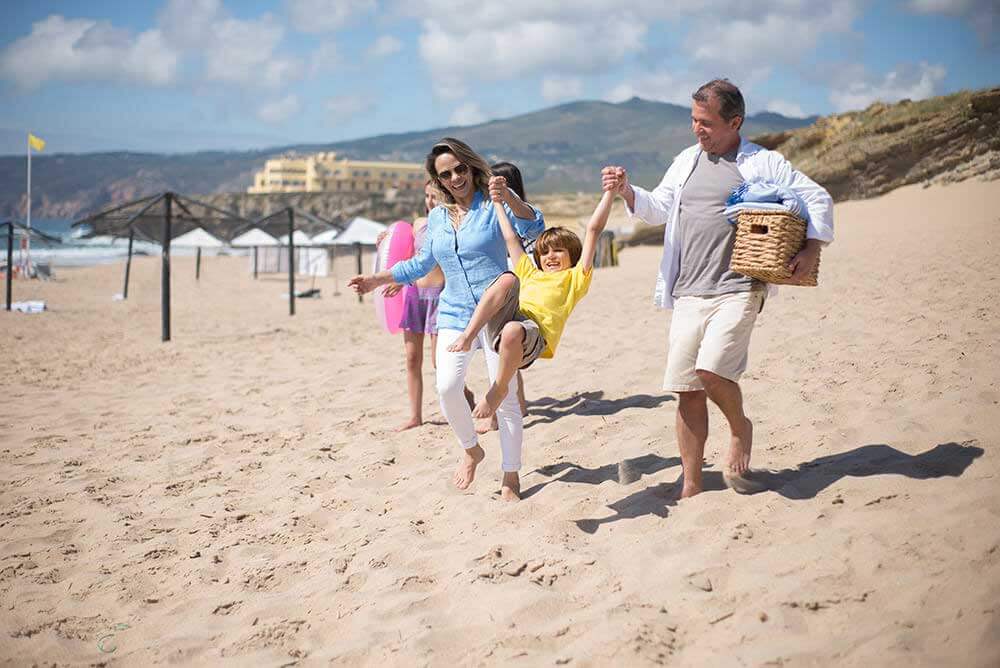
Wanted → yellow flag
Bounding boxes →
[28,133,45,152]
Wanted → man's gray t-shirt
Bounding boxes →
[673,149,758,297]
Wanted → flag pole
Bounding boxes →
[25,135,31,275]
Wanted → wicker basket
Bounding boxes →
[730,209,819,286]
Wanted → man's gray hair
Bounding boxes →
[693,79,745,129]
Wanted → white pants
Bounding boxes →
[436,328,523,472]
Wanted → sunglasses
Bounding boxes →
[437,162,469,182]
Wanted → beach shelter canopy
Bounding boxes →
[71,192,254,244]
[331,216,387,245]
[278,229,313,246]
[171,227,225,248]
[0,221,62,246]
[231,228,279,247]
[309,228,340,244]
[241,207,341,243]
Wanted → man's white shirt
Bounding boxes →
[627,137,834,309]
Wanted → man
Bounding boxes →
[602,79,833,498]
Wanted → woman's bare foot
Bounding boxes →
[726,417,753,476]
[453,445,485,490]
[472,384,504,419]
[475,419,497,435]
[680,483,702,499]
[396,418,422,432]
[501,471,520,502]
[447,332,474,353]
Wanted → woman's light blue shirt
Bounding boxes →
[391,190,544,331]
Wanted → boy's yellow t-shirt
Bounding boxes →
[513,254,593,358]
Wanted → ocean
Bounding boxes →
[8,219,236,267]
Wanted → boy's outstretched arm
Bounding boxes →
[492,198,525,265]
[580,190,615,272]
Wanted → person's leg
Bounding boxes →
[447,273,518,352]
[429,333,437,369]
[516,371,527,415]
[480,328,523,501]
[435,329,485,489]
[696,371,752,475]
[676,390,709,498]
[473,321,526,419]
[400,331,424,431]
[693,290,763,477]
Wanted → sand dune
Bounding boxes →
[1,179,998,666]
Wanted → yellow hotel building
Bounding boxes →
[247,151,426,194]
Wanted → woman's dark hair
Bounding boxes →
[692,78,745,129]
[489,161,527,203]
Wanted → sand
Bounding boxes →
[1,179,998,666]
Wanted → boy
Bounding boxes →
[447,189,615,419]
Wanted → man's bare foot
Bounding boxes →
[472,384,504,419]
[464,387,475,411]
[726,417,753,476]
[396,418,422,432]
[501,471,520,502]
[447,332,474,353]
[453,445,485,490]
[680,483,702,499]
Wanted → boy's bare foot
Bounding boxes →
[396,418,422,432]
[447,333,474,353]
[453,445,485,490]
[726,417,753,476]
[501,471,520,502]
[464,387,475,411]
[472,384,504,420]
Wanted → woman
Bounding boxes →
[350,138,544,501]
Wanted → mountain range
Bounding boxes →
[0,98,815,220]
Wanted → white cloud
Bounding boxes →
[367,35,403,58]
[0,15,178,89]
[310,41,341,75]
[904,0,997,43]
[416,10,645,99]
[286,0,376,34]
[257,94,301,123]
[203,15,301,89]
[157,0,223,49]
[764,99,807,118]
[829,62,947,112]
[449,102,486,126]
[541,76,583,103]
[604,70,702,106]
[327,94,375,123]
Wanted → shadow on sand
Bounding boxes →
[524,391,674,429]
[572,441,984,534]
[521,453,682,500]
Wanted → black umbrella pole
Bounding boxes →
[162,194,172,342]
[355,242,363,304]
[123,229,134,300]
[5,223,12,311]
[196,247,202,281]
[288,208,295,316]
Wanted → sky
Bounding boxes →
[0,0,997,155]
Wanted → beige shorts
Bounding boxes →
[484,272,547,369]
[663,290,764,392]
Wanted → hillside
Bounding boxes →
[751,87,1000,201]
[0,98,811,220]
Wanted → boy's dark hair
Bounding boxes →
[533,227,582,267]
[489,161,528,202]
[692,78,745,129]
